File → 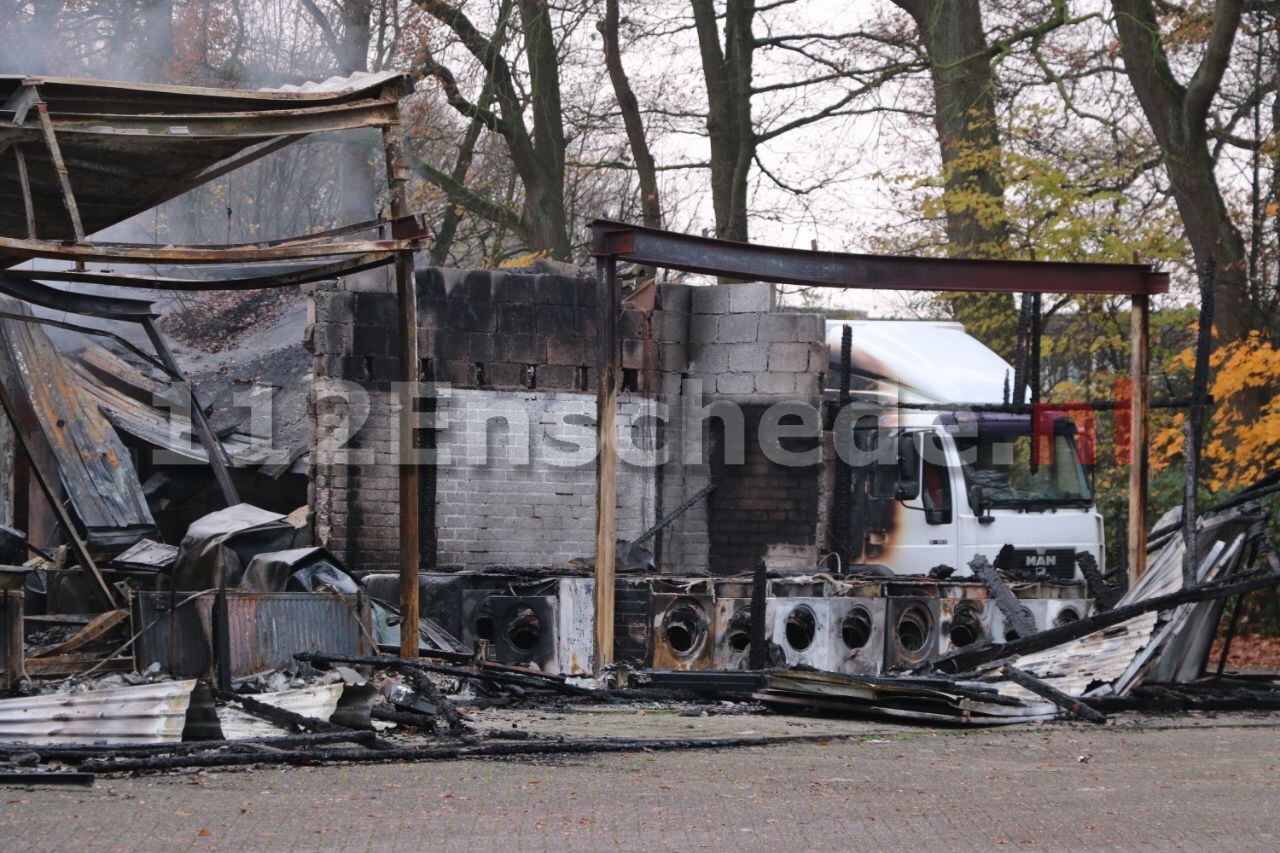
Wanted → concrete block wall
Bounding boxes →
[687,283,825,402]
[432,389,658,568]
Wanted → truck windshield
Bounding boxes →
[954,431,1092,508]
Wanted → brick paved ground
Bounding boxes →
[2,712,1278,851]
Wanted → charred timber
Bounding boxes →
[0,730,378,763]
[971,555,1038,640]
[1002,665,1107,724]
[80,734,823,774]
[211,688,349,734]
[298,651,600,697]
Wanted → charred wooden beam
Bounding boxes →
[970,555,1038,640]
[1002,664,1107,724]
[1075,551,1118,611]
[0,234,425,265]
[0,730,377,763]
[297,651,599,697]
[35,101,85,241]
[80,734,815,774]
[7,252,394,292]
[0,770,94,787]
[210,688,347,734]
[13,145,36,239]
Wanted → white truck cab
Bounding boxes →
[827,320,1104,580]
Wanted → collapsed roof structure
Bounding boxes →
[0,71,426,622]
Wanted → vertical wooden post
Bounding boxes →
[593,256,619,671]
[1127,292,1150,586]
[382,113,421,659]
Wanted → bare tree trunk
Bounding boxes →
[138,0,175,81]
[600,0,661,230]
[304,0,377,224]
[515,0,570,259]
[415,0,571,260]
[692,0,754,242]
[895,0,1017,359]
[1112,0,1255,342]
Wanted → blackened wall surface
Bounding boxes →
[707,405,821,573]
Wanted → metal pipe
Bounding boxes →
[35,102,85,241]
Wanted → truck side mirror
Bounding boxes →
[870,432,921,501]
[968,485,994,525]
[895,433,920,500]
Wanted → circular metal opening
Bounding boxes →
[949,605,984,648]
[784,605,817,651]
[1054,605,1082,628]
[896,603,932,653]
[505,605,543,652]
[664,602,706,655]
[841,606,873,650]
[727,609,752,654]
[1004,606,1036,641]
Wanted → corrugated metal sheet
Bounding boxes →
[133,591,373,680]
[0,679,195,745]
[0,297,156,547]
[217,683,345,740]
[0,71,411,254]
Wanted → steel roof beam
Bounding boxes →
[590,220,1169,296]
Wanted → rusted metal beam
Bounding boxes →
[8,252,394,292]
[34,101,85,241]
[32,98,401,140]
[0,234,425,265]
[593,255,620,671]
[1128,293,1150,584]
[0,374,116,609]
[141,317,239,507]
[13,145,36,239]
[0,274,156,319]
[589,220,1169,296]
[380,114,421,660]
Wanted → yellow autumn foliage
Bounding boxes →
[1152,332,1280,494]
